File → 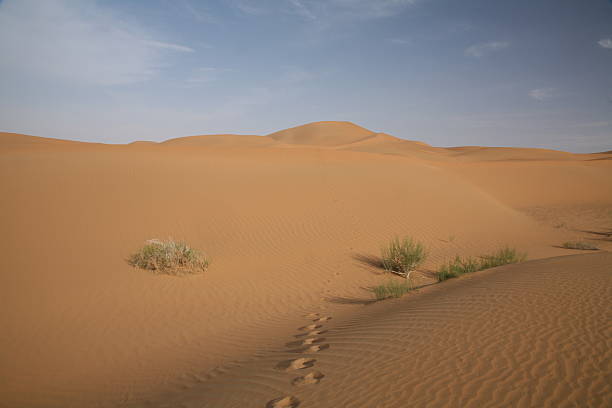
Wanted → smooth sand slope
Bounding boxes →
[1,122,611,407]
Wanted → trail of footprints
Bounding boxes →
[266,313,332,408]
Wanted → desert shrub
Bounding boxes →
[561,241,599,250]
[437,247,526,282]
[129,239,209,275]
[478,247,526,269]
[437,256,480,281]
[381,237,427,277]
[371,279,413,300]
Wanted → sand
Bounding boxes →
[1,121,611,407]
[153,252,612,408]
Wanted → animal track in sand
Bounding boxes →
[301,337,325,345]
[298,324,322,331]
[268,313,331,406]
[275,357,316,371]
[266,395,300,408]
[292,371,325,387]
[294,330,327,338]
[301,344,330,353]
[285,337,326,348]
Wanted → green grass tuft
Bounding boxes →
[561,241,599,250]
[437,247,526,282]
[478,247,527,269]
[128,239,209,275]
[437,256,480,281]
[381,236,427,277]
[371,279,414,300]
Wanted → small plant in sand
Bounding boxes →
[381,236,427,279]
[437,247,526,282]
[437,256,480,281]
[128,239,209,275]
[478,247,526,269]
[561,241,599,250]
[371,279,414,300]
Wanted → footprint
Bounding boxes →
[298,324,322,331]
[266,396,300,408]
[302,337,325,345]
[302,344,330,353]
[275,357,316,371]
[294,330,327,338]
[292,371,325,387]
[313,316,332,323]
[285,337,326,348]
[289,343,330,354]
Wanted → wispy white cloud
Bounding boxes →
[529,88,557,101]
[598,38,612,49]
[145,40,194,53]
[465,41,509,57]
[387,38,411,45]
[0,0,194,86]
[288,0,317,20]
[233,0,421,21]
[329,0,420,19]
[234,1,269,15]
[179,0,217,23]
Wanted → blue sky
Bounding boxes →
[0,0,611,152]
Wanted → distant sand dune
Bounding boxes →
[267,121,376,146]
[161,133,274,147]
[0,122,610,407]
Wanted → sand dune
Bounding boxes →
[1,122,611,407]
[150,253,612,408]
[267,121,377,146]
[161,134,274,148]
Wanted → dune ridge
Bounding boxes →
[267,121,377,146]
[5,121,611,161]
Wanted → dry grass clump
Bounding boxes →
[437,256,480,281]
[437,247,526,282]
[381,236,427,278]
[129,239,209,275]
[371,279,413,300]
[561,241,599,250]
[479,247,527,269]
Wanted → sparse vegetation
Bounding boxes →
[437,247,526,282]
[561,241,599,250]
[128,239,209,275]
[437,256,480,281]
[479,247,527,269]
[381,236,427,278]
[371,279,414,300]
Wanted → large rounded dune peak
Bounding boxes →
[267,121,378,146]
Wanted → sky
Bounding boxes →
[0,0,611,152]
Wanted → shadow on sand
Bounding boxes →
[325,280,438,306]
[351,253,386,274]
[577,228,612,242]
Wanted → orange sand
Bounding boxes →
[1,122,610,407]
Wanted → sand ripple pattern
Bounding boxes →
[304,252,612,408]
[148,253,611,407]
